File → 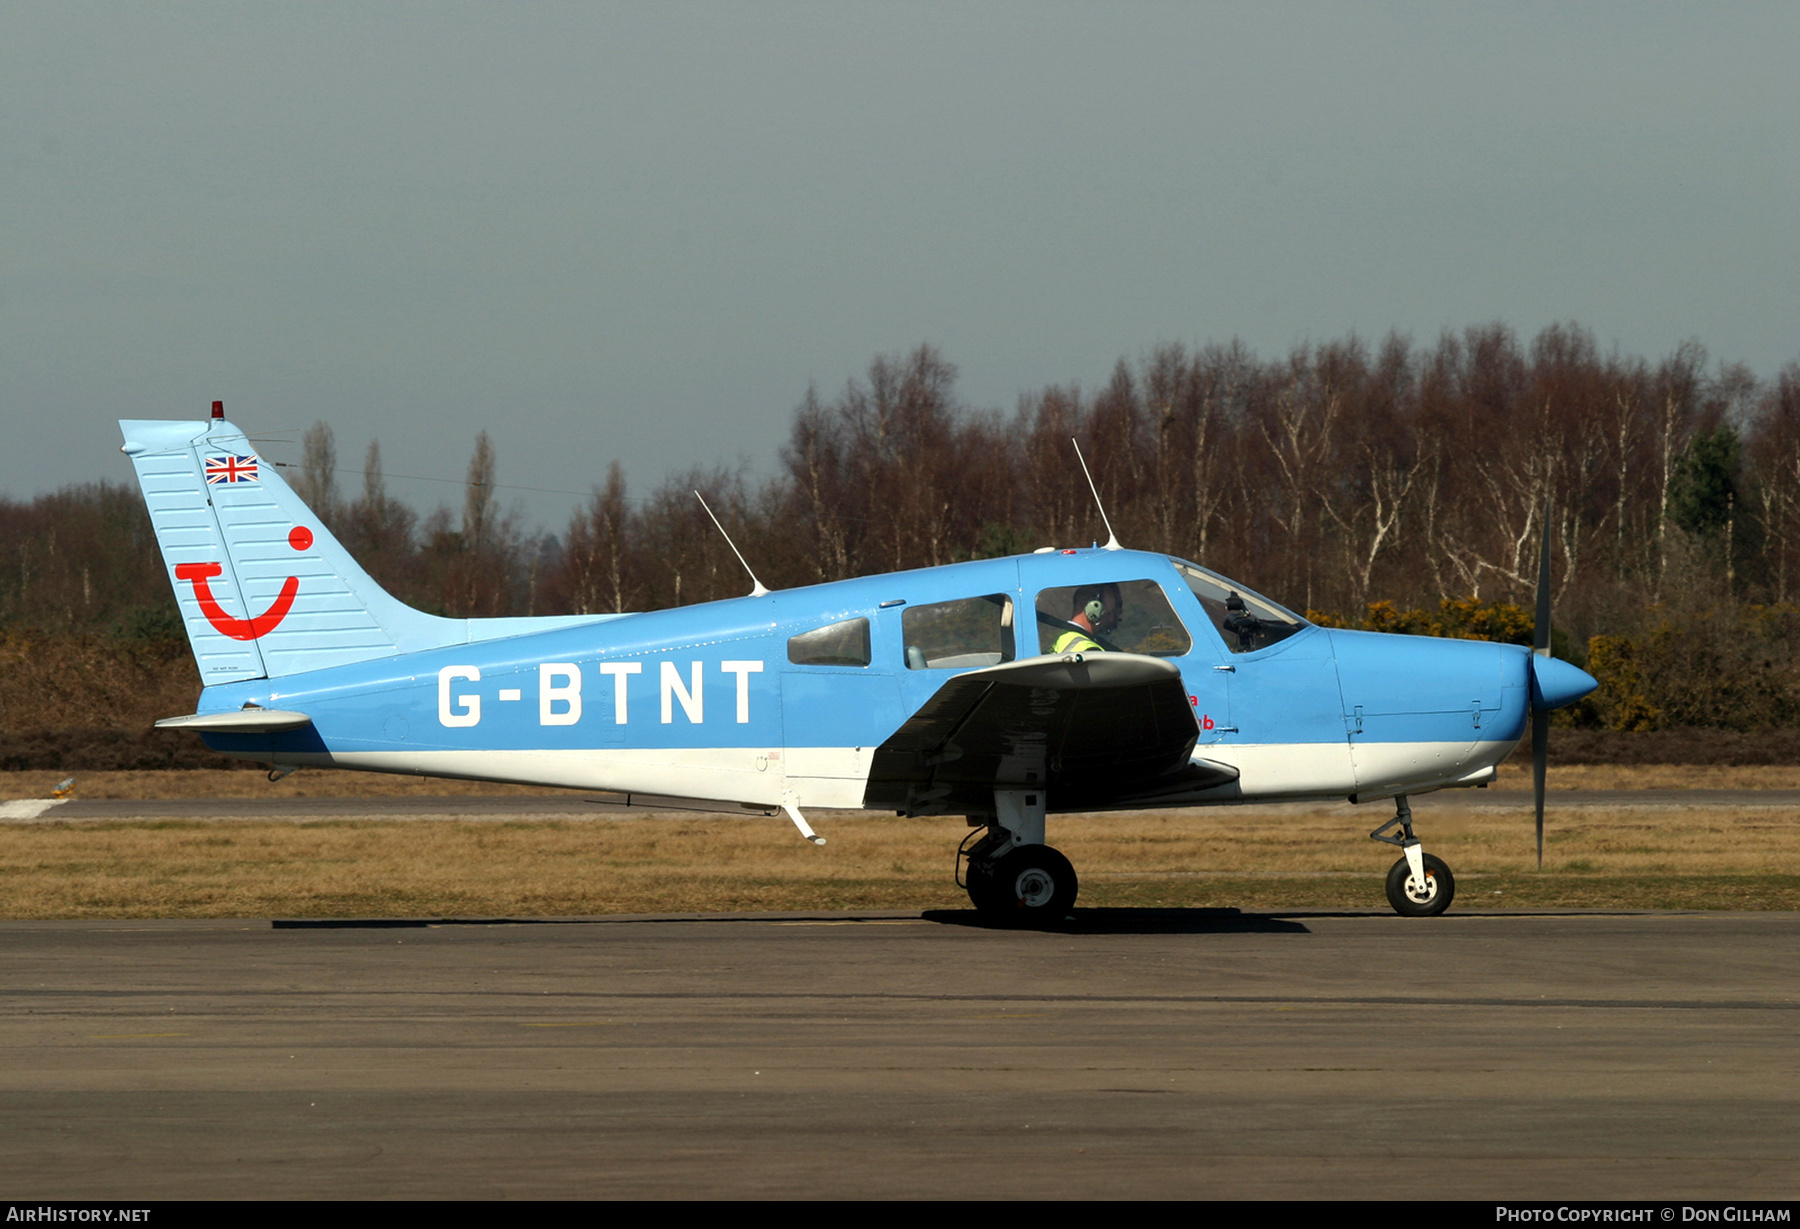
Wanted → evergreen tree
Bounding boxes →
[1669,426,1741,538]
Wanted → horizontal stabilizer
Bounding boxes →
[866,652,1222,814]
[155,709,315,732]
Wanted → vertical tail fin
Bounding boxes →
[121,415,609,683]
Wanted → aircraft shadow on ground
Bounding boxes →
[267,908,1660,933]
[923,907,1313,935]
[269,908,1311,933]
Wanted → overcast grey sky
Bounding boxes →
[4,3,1796,529]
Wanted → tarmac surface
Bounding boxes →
[2,908,1795,1199]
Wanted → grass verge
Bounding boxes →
[1,803,1795,918]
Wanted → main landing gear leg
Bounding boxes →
[958,789,1078,925]
[1370,794,1456,917]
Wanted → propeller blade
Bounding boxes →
[1533,703,1548,869]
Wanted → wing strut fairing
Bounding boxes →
[864,653,1236,816]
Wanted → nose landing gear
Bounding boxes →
[1385,850,1454,916]
[1370,795,1456,917]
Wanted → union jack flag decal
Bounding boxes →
[204,454,259,484]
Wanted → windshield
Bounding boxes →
[1171,559,1308,654]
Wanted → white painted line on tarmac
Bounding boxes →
[0,798,67,819]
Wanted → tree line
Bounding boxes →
[5,322,1799,730]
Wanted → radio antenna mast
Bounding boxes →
[1071,439,1123,550]
[694,490,770,597]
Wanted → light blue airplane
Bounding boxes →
[124,406,1598,922]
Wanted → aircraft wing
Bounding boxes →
[864,653,1235,815]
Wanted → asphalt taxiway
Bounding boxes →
[2,908,1794,1199]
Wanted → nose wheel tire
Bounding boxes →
[1385,852,1455,917]
[967,845,1079,924]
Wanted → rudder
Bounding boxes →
[121,413,611,683]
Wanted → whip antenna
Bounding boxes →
[694,490,770,597]
[1071,439,1122,550]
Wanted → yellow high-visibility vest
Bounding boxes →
[1053,629,1102,654]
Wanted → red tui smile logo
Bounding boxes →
[174,526,312,641]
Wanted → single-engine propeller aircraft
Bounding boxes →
[124,406,1597,921]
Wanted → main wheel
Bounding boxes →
[1385,851,1455,917]
[971,845,1079,924]
[965,856,1008,914]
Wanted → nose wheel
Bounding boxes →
[1370,794,1456,917]
[1385,851,1455,916]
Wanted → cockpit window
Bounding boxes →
[902,594,1016,670]
[1033,579,1192,656]
[1172,559,1307,654]
[788,617,871,667]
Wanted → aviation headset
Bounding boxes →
[1073,584,1120,624]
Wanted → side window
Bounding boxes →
[787,617,871,667]
[1034,579,1193,656]
[901,595,1016,670]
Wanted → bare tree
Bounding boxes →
[1253,349,1345,611]
[556,461,637,613]
[293,421,340,527]
[1183,343,1252,569]
[462,431,497,556]
[782,386,853,582]
[338,439,419,599]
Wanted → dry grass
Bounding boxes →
[1491,763,1800,790]
[1,801,1795,919]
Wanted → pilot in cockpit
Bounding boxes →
[1052,583,1122,655]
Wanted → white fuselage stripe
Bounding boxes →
[233,736,1518,812]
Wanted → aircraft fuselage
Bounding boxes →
[196,548,1531,811]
